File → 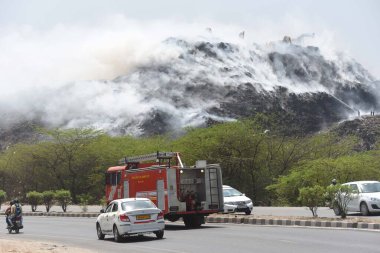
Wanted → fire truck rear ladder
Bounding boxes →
[208,167,220,207]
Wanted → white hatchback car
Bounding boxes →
[337,181,380,216]
[96,198,165,242]
[223,185,253,215]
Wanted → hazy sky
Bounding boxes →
[0,0,379,78]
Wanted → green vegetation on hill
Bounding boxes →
[0,114,379,205]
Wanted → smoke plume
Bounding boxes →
[0,17,378,135]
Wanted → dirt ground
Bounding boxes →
[0,239,93,253]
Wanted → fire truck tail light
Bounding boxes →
[157,212,164,220]
[119,214,130,222]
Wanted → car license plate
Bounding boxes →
[136,214,150,220]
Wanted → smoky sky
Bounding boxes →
[1,0,379,78]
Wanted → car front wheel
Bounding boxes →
[96,223,105,240]
[360,202,370,216]
[245,209,251,215]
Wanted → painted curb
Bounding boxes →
[21,212,99,218]
[205,216,380,230]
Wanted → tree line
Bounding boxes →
[0,114,379,207]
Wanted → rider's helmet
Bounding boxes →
[14,198,19,204]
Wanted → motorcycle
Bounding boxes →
[7,216,23,234]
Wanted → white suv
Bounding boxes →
[223,185,253,215]
[337,181,380,216]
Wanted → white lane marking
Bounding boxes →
[279,239,297,244]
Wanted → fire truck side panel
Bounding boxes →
[125,169,169,213]
[105,168,124,202]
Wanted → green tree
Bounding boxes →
[0,190,6,209]
[267,151,380,205]
[42,128,103,203]
[26,191,43,212]
[55,189,71,212]
[42,190,55,212]
[298,185,326,217]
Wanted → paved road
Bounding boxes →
[0,217,378,253]
[12,205,380,220]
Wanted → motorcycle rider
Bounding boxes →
[5,200,14,228]
[9,199,23,227]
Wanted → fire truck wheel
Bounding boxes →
[154,230,164,239]
[184,215,203,228]
[113,225,122,242]
[167,215,180,222]
[96,223,105,240]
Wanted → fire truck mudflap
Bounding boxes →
[105,152,224,228]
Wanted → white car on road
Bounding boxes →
[336,181,380,216]
[223,185,253,215]
[96,198,165,242]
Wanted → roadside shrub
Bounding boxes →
[298,185,326,217]
[55,190,71,212]
[326,184,353,218]
[78,194,94,212]
[42,190,55,212]
[26,191,43,212]
[0,190,6,209]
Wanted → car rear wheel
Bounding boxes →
[154,230,164,239]
[96,223,105,240]
[113,225,122,242]
[360,202,370,216]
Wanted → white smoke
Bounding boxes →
[0,16,377,134]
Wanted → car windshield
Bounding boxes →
[224,188,243,197]
[121,200,156,211]
[361,183,380,193]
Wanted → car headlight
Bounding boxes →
[225,202,233,205]
[245,200,252,204]
[370,197,380,201]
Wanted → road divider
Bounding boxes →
[205,216,380,230]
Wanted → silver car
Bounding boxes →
[96,198,165,242]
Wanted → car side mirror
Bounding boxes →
[100,209,105,213]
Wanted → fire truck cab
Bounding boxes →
[105,152,223,228]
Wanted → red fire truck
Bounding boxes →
[105,152,223,227]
